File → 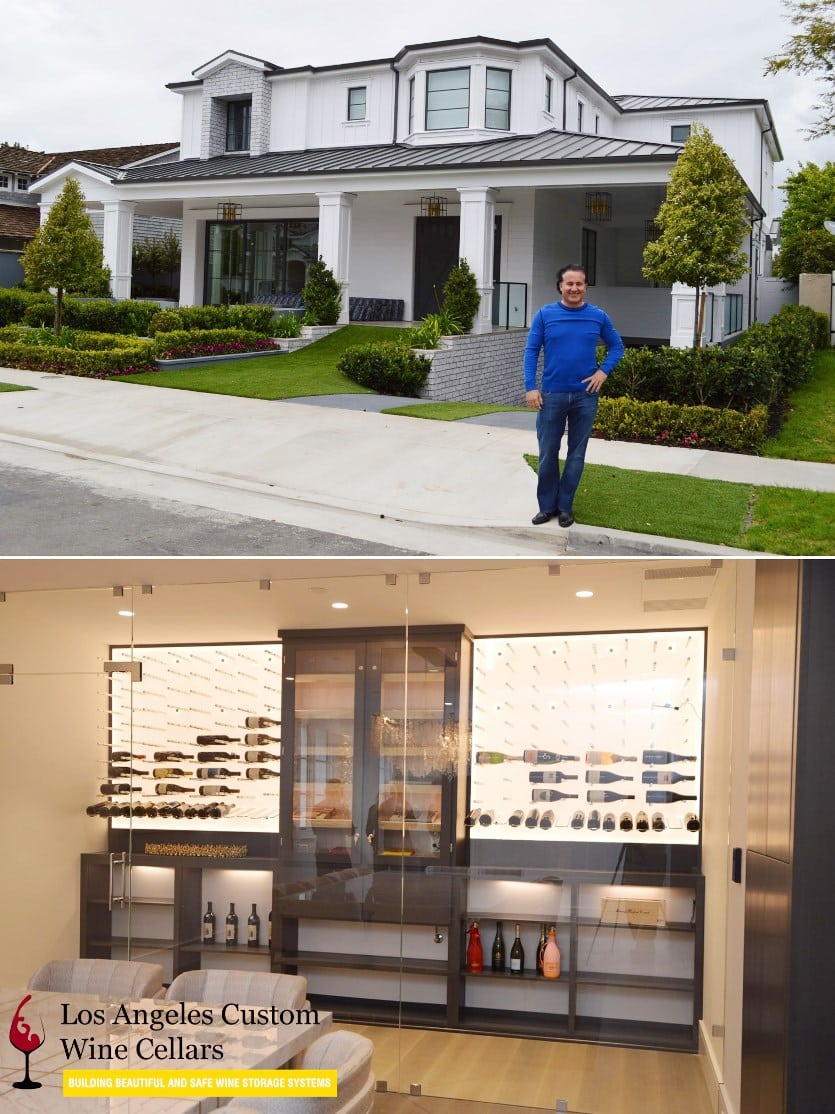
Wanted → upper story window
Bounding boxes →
[485,67,511,130]
[577,101,585,132]
[426,67,470,130]
[545,75,553,114]
[0,173,9,190]
[347,86,367,121]
[226,98,252,152]
[16,175,29,191]
[408,76,415,133]
[671,124,691,143]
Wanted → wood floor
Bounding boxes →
[344,1024,715,1114]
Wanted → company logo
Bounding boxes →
[9,994,44,1090]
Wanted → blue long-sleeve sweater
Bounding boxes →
[523,301,624,393]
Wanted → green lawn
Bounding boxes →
[762,349,835,463]
[385,401,528,421]
[0,383,33,393]
[113,325,412,399]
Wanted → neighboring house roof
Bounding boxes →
[119,129,683,185]
[39,142,178,175]
[0,202,39,248]
[0,145,50,175]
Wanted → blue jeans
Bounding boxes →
[536,390,599,516]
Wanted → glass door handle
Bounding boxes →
[108,852,127,910]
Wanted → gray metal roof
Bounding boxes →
[119,130,682,186]
[615,95,762,111]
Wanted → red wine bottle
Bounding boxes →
[635,811,650,832]
[524,808,540,828]
[197,751,238,762]
[247,904,261,947]
[619,812,634,831]
[602,812,616,832]
[491,921,505,971]
[203,901,216,944]
[196,734,241,743]
[99,782,132,795]
[225,902,238,946]
[685,813,701,832]
[651,812,666,832]
[507,809,524,827]
[646,790,698,804]
[464,808,482,826]
[155,783,192,795]
[110,766,149,777]
[154,751,192,762]
[152,767,192,779]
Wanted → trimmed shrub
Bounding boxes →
[0,339,155,378]
[442,258,481,332]
[21,297,160,335]
[301,258,342,326]
[148,310,183,335]
[595,397,769,455]
[21,295,58,328]
[154,328,279,360]
[337,341,430,396]
[148,304,275,337]
[0,288,37,326]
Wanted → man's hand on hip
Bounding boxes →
[582,370,608,394]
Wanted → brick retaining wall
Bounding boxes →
[419,330,535,404]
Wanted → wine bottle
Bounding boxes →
[466,921,483,973]
[152,767,192,779]
[197,734,241,744]
[464,808,482,826]
[532,788,579,802]
[542,926,561,979]
[524,808,540,829]
[570,810,585,830]
[225,903,238,946]
[585,750,637,764]
[86,802,110,817]
[587,809,601,831]
[110,766,149,777]
[523,749,580,764]
[602,812,616,832]
[247,904,261,947]
[491,922,505,971]
[509,924,524,974]
[245,716,280,729]
[110,803,131,817]
[204,802,232,819]
[587,790,636,803]
[183,804,199,818]
[475,751,519,764]
[196,767,239,779]
[529,771,579,784]
[155,783,192,795]
[635,811,650,832]
[197,751,239,762]
[642,750,697,765]
[244,750,280,763]
[244,733,279,745]
[619,812,634,831]
[539,809,555,830]
[111,751,146,762]
[642,770,697,785]
[507,809,524,828]
[203,901,216,944]
[651,812,666,832]
[99,782,132,795]
[646,790,698,804]
[685,813,701,832]
[199,785,241,796]
[536,924,547,975]
[245,768,280,780]
[154,751,192,762]
[585,770,634,784]
[478,810,496,826]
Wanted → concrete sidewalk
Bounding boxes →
[1,370,832,556]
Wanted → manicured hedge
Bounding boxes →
[153,328,279,360]
[148,304,275,337]
[0,340,156,377]
[337,341,430,396]
[20,298,161,335]
[595,398,769,455]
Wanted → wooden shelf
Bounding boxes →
[276,950,447,977]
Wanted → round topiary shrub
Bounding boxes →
[337,341,430,396]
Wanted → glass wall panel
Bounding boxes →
[205,220,319,304]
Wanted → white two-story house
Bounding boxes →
[32,34,782,346]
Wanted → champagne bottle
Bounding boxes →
[635,811,650,832]
[531,788,579,802]
[523,749,580,764]
[602,812,616,832]
[570,810,585,830]
[199,785,241,796]
[244,750,280,763]
[244,733,280,745]
[509,923,524,974]
[196,767,239,779]
[466,921,483,973]
[154,751,192,762]
[585,750,637,764]
[245,768,280,780]
[491,921,505,972]
[152,767,192,779]
[110,766,149,777]
[539,809,555,830]
[197,734,241,744]
[529,771,579,784]
[536,924,547,975]
[619,812,634,831]
[475,751,519,764]
[524,808,540,829]
[225,903,238,946]
[651,812,666,832]
[203,901,216,944]
[464,808,482,826]
[585,770,634,784]
[587,790,635,803]
[685,812,701,832]
[99,782,132,795]
[642,770,697,784]
[587,809,601,831]
[197,751,238,762]
[642,750,697,765]
[646,790,698,804]
[542,926,561,979]
[155,783,192,795]
[247,903,260,947]
[245,716,280,729]
[507,809,524,827]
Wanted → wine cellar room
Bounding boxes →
[0,556,831,1114]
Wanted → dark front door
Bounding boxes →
[413,216,460,319]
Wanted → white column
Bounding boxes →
[179,207,202,306]
[37,202,53,226]
[315,192,356,325]
[457,186,497,334]
[102,201,135,300]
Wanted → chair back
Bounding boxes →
[28,959,164,999]
[165,969,307,1011]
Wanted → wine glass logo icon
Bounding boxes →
[9,994,44,1089]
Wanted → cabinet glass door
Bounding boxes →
[290,645,359,872]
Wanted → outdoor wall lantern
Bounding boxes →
[584,191,613,222]
[217,201,243,222]
[421,194,448,217]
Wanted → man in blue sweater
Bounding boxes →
[524,264,624,527]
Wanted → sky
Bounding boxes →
[2,0,833,193]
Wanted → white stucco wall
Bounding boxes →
[178,88,203,160]
[271,67,395,152]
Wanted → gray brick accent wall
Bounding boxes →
[200,63,272,159]
[419,330,534,404]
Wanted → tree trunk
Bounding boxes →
[54,288,64,336]
[692,286,706,349]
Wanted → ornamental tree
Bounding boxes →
[21,177,108,334]
[643,124,750,347]
[772,161,835,281]
[765,0,835,138]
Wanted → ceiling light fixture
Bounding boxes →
[575,590,594,599]
[117,610,135,617]
[331,601,349,610]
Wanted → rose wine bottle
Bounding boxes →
[585,751,637,764]
[542,926,561,979]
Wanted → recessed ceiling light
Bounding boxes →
[331,601,349,610]
[117,610,135,617]
[575,590,594,599]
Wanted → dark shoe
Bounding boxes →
[531,511,553,525]
[557,512,575,528]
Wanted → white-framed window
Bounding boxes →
[347,86,367,121]
[408,75,415,132]
[545,75,553,114]
[577,100,585,132]
[16,175,29,191]
[426,67,470,130]
[226,98,252,152]
[671,124,691,143]
[485,67,511,130]
[0,173,9,190]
